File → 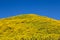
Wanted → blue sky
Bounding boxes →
[0,0,60,20]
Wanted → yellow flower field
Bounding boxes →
[0,14,60,40]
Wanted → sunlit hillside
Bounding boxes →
[0,14,60,40]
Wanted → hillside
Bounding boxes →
[0,14,60,40]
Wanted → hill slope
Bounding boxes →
[0,14,60,40]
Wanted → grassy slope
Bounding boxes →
[0,14,60,40]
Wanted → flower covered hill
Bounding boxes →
[0,14,60,40]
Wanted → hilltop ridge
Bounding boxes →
[0,14,59,21]
[0,14,60,40]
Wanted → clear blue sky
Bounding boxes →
[0,0,60,20]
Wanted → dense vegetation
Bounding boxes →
[0,14,60,40]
